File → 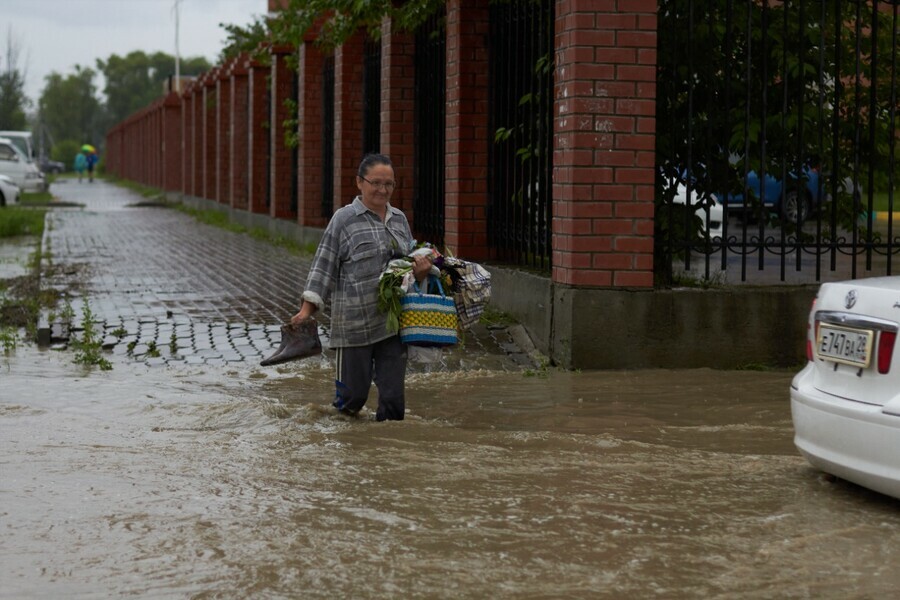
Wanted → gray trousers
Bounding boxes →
[333,336,407,421]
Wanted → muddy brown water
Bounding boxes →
[3,344,900,599]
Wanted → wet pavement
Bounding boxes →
[0,237,37,280]
[39,179,537,372]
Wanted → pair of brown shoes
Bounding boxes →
[260,318,322,366]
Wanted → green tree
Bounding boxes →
[266,0,445,50]
[96,50,210,127]
[219,15,270,63]
[51,139,81,167]
[655,0,899,284]
[254,0,446,149]
[0,27,29,130]
[38,66,101,148]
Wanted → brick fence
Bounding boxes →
[106,0,658,290]
[105,0,680,368]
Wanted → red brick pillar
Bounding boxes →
[105,127,115,175]
[553,0,657,288]
[112,127,119,176]
[230,58,249,210]
[153,105,161,187]
[157,102,164,188]
[136,111,144,184]
[202,71,218,200]
[147,107,156,186]
[139,111,147,183]
[133,112,141,182]
[122,125,128,178]
[163,93,181,191]
[247,57,269,214]
[137,113,144,182]
[296,41,327,227]
[380,18,416,214]
[181,85,193,196]
[269,45,296,220]
[191,83,204,197]
[149,106,156,185]
[106,128,114,175]
[217,66,232,204]
[334,33,364,211]
[156,104,163,187]
[150,102,162,187]
[137,112,144,182]
[445,0,490,260]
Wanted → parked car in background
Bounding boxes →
[0,137,47,193]
[791,276,900,500]
[39,157,65,175]
[0,174,20,206]
[661,166,725,239]
[722,165,826,224]
[667,160,859,229]
[671,178,724,239]
[0,130,35,162]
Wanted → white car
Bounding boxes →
[0,137,47,193]
[672,180,724,239]
[791,276,900,499]
[0,173,20,206]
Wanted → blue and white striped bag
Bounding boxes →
[399,277,458,347]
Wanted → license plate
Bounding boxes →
[817,324,873,368]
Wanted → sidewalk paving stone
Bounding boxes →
[41,179,538,372]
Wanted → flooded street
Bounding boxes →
[4,345,900,598]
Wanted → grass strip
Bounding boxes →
[0,206,46,238]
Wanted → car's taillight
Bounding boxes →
[877,330,897,374]
[806,299,817,362]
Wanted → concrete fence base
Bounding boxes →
[173,193,325,249]
[490,267,818,369]
[488,265,817,370]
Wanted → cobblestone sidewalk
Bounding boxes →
[41,179,537,372]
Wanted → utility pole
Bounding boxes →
[174,0,182,92]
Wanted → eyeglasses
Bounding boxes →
[359,176,396,191]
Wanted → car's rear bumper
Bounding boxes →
[21,178,47,193]
[791,367,900,499]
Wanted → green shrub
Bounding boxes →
[51,140,82,168]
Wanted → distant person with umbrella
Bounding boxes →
[82,144,98,182]
[74,149,87,182]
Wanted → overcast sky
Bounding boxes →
[3,0,267,105]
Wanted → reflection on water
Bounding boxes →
[2,345,900,598]
[0,236,36,279]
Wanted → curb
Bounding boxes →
[873,211,900,223]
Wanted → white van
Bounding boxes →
[0,137,47,193]
[0,131,35,162]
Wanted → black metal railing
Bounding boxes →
[413,9,447,247]
[321,55,335,219]
[363,37,382,155]
[656,0,899,285]
[488,0,554,271]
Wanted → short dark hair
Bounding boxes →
[357,153,392,177]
